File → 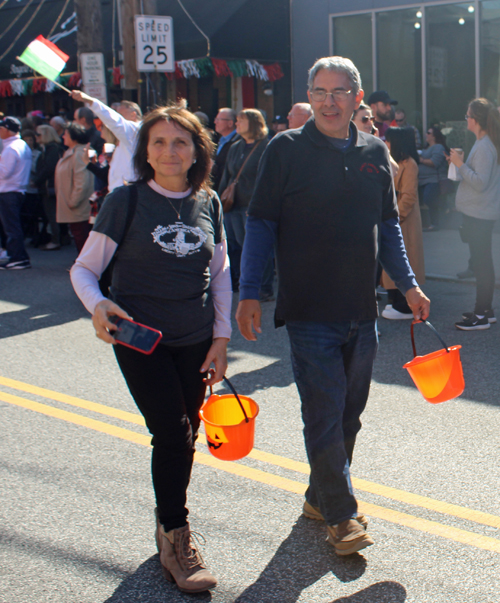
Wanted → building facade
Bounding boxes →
[291,0,500,140]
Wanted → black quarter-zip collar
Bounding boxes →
[303,118,370,151]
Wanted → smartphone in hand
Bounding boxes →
[109,316,162,355]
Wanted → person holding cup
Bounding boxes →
[450,98,500,330]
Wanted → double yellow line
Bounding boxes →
[1,374,500,554]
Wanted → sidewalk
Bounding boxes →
[422,228,500,285]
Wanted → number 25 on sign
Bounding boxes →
[134,15,175,72]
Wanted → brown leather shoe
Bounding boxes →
[155,515,217,593]
[326,519,374,556]
[302,500,368,530]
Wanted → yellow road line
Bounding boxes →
[0,375,145,426]
[3,391,500,555]
[0,391,150,447]
[2,376,500,530]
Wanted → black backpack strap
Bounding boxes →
[98,183,139,298]
[117,183,139,248]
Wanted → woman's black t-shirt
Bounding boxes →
[93,182,225,346]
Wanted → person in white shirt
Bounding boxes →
[71,91,141,192]
[0,117,32,269]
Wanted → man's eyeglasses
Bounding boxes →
[214,117,232,122]
[361,116,375,124]
[310,89,352,102]
[465,114,473,120]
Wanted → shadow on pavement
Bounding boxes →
[0,527,131,580]
[233,517,367,603]
[104,556,212,603]
[331,581,406,602]
[0,304,87,340]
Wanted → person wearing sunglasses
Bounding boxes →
[352,103,377,136]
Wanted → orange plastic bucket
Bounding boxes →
[403,320,464,404]
[199,377,259,461]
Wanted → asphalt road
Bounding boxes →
[0,246,499,603]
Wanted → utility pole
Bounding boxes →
[119,0,160,107]
[74,0,103,54]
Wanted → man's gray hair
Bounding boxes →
[308,56,362,95]
[219,107,236,123]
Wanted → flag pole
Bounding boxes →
[16,57,72,94]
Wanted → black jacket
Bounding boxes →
[211,133,239,193]
[34,142,63,195]
[219,137,268,210]
[87,125,105,155]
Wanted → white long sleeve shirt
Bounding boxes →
[70,181,232,340]
[90,100,140,191]
[0,134,32,193]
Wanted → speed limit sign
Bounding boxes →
[134,15,175,72]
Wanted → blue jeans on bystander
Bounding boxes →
[286,319,378,526]
[0,192,30,263]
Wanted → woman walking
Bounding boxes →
[55,123,94,252]
[219,109,271,298]
[381,127,425,319]
[70,103,231,593]
[451,98,500,330]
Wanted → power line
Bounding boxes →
[47,0,72,39]
[0,0,49,63]
[176,0,211,57]
[0,0,36,42]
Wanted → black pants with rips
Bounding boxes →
[114,336,212,532]
[463,214,496,314]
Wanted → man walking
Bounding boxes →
[212,108,238,193]
[236,57,430,555]
[71,91,141,192]
[0,117,32,270]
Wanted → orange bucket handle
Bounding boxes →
[209,376,249,423]
[411,319,450,358]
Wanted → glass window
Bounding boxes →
[481,0,500,103]
[426,3,476,125]
[332,14,373,95]
[377,9,423,137]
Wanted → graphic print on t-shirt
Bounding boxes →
[151,221,208,257]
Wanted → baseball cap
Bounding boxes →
[367,91,398,106]
[0,116,21,133]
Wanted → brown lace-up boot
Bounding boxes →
[154,510,217,593]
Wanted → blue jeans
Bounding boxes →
[286,320,378,525]
[224,207,274,296]
[0,192,29,262]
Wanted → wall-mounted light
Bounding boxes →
[416,10,422,18]
[468,5,475,12]
[414,22,421,29]
[459,17,465,24]
[262,82,273,96]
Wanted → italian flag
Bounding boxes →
[18,36,69,81]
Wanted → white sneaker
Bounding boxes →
[0,249,9,262]
[381,305,414,320]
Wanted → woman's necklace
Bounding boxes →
[166,196,185,220]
